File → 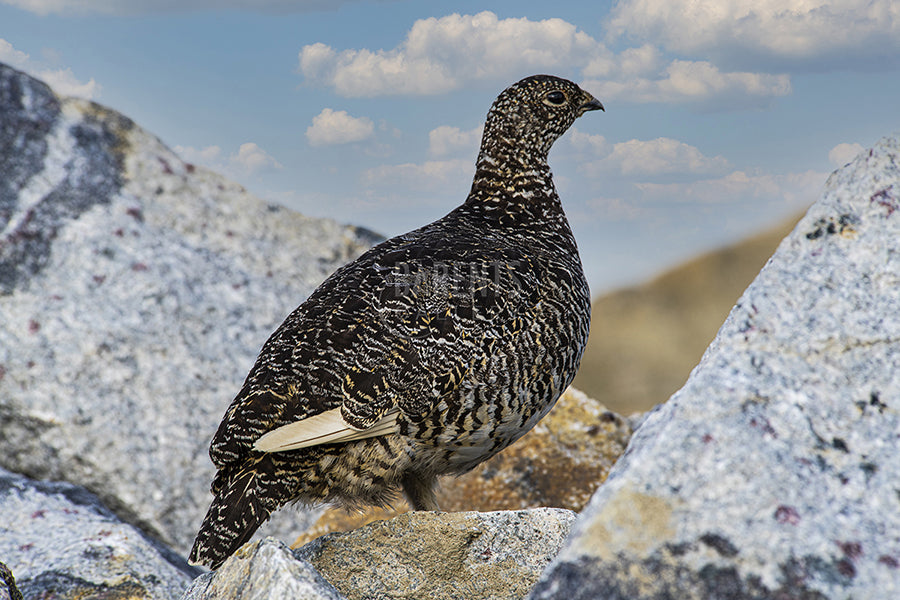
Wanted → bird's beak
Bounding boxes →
[578,94,605,116]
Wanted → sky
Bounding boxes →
[1,0,898,295]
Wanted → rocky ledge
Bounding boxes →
[186,509,576,600]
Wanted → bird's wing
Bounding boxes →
[370,238,543,417]
[253,406,400,452]
[209,228,539,468]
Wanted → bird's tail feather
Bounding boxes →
[189,456,288,569]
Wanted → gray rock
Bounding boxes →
[0,467,199,600]
[530,133,900,598]
[295,508,576,600]
[181,538,344,600]
[0,62,379,556]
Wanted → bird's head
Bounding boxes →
[478,74,604,166]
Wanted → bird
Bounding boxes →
[189,74,603,569]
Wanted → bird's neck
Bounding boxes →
[464,144,564,225]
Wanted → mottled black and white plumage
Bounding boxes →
[190,75,603,569]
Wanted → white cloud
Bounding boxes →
[582,45,792,108]
[0,38,30,66]
[0,38,99,99]
[296,11,794,108]
[584,60,791,107]
[428,125,482,157]
[575,137,730,178]
[608,138,730,176]
[36,67,100,99]
[298,11,603,97]
[2,0,86,13]
[1,0,369,15]
[355,158,475,212]
[305,108,375,147]
[583,44,662,79]
[568,128,609,156]
[362,159,471,192]
[175,142,281,175]
[232,142,282,172]
[585,196,647,221]
[606,0,900,68]
[635,169,825,207]
[828,142,865,167]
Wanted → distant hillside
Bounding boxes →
[573,214,804,414]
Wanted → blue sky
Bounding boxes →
[2,0,898,294]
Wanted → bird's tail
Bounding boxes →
[189,455,289,569]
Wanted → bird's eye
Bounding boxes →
[544,91,566,106]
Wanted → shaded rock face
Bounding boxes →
[0,67,127,294]
[0,62,380,556]
[530,134,900,599]
[294,387,632,546]
[296,509,576,600]
[0,467,198,600]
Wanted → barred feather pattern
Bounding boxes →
[190,75,603,569]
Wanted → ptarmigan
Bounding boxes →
[190,74,603,569]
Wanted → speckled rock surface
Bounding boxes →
[294,387,632,546]
[0,62,379,556]
[530,134,900,599]
[296,509,576,600]
[0,467,199,600]
[181,539,344,600]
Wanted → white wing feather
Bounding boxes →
[253,407,400,453]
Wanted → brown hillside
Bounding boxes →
[573,213,803,414]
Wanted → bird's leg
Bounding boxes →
[401,472,440,511]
